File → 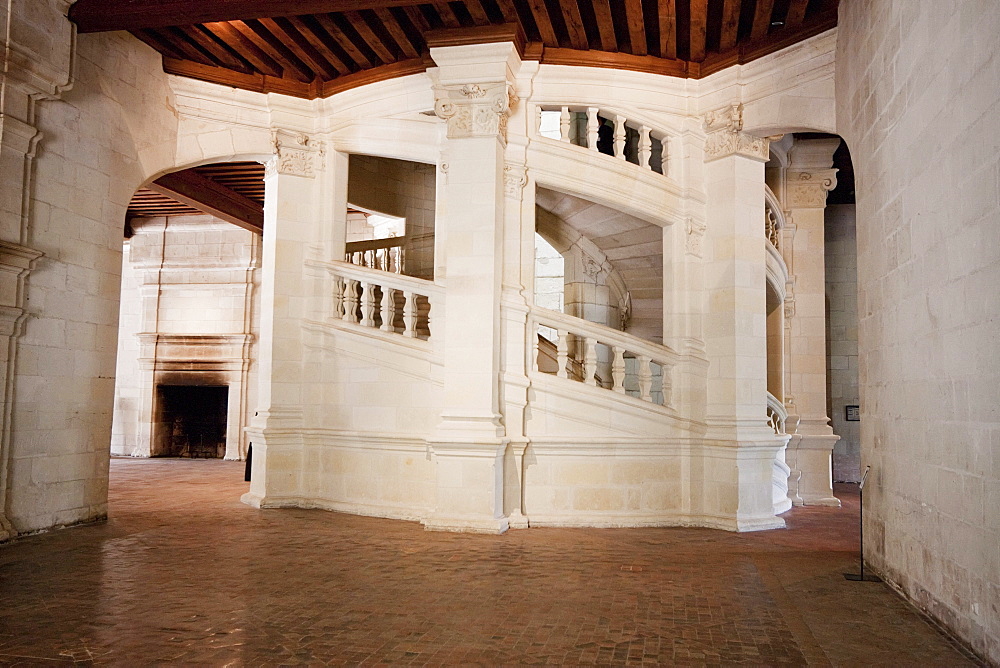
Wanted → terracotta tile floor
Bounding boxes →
[0,458,978,666]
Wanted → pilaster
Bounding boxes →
[699,103,785,531]
[783,137,841,507]
[243,129,328,509]
[424,42,521,533]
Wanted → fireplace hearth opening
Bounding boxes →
[155,385,228,458]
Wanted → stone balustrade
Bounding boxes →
[536,105,668,174]
[529,307,681,409]
[766,391,788,435]
[327,261,440,340]
[345,236,405,274]
[764,184,784,252]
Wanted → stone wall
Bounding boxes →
[837,2,1000,662]
[824,203,860,483]
[5,26,179,534]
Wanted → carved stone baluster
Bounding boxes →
[586,107,599,151]
[661,362,673,408]
[612,346,626,393]
[425,295,433,338]
[359,281,375,327]
[560,106,571,143]
[639,126,652,169]
[402,291,417,338]
[556,330,570,379]
[584,337,598,386]
[614,115,626,159]
[395,247,403,274]
[536,106,543,134]
[342,279,359,323]
[377,248,387,272]
[638,355,652,401]
[332,276,344,320]
[380,286,396,333]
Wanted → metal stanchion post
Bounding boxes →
[845,465,881,582]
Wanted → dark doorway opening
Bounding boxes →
[156,385,228,458]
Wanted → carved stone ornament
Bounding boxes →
[702,103,769,162]
[784,278,796,319]
[785,168,839,209]
[268,129,324,178]
[581,253,601,279]
[503,164,527,199]
[434,82,517,143]
[685,217,707,257]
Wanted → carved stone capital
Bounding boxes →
[702,103,769,162]
[784,168,838,209]
[503,163,527,199]
[434,82,517,143]
[267,129,324,178]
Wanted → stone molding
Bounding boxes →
[433,82,518,143]
[268,129,324,178]
[702,103,769,162]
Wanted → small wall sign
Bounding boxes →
[845,405,860,421]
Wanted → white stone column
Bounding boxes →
[424,43,521,533]
[242,130,327,508]
[699,104,786,531]
[783,138,841,506]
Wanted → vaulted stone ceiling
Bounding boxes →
[70,0,838,99]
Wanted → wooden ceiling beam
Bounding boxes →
[590,0,617,51]
[201,22,285,77]
[558,0,589,50]
[72,0,421,33]
[183,25,252,70]
[261,17,342,78]
[372,8,422,58]
[719,0,740,51]
[147,170,264,234]
[750,0,775,40]
[785,0,809,28]
[463,0,493,26]
[343,10,398,63]
[657,0,676,59]
[285,15,353,74]
[526,0,559,45]
[623,0,647,55]
[313,14,374,69]
[240,20,318,81]
[688,0,707,61]
[432,2,464,29]
[494,0,521,24]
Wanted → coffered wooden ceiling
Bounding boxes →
[71,0,838,99]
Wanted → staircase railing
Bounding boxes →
[766,391,787,435]
[536,105,669,175]
[529,307,679,409]
[345,236,405,274]
[764,185,784,252]
[327,261,441,340]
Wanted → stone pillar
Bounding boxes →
[243,130,327,508]
[0,0,73,538]
[699,104,786,531]
[783,138,841,507]
[424,43,521,533]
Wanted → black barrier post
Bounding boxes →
[845,465,881,582]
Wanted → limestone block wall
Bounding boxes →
[6,29,179,534]
[347,155,436,279]
[837,2,1000,662]
[109,240,142,455]
[824,204,860,483]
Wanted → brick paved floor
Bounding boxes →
[0,458,978,666]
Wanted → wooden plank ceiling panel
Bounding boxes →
[71,0,838,98]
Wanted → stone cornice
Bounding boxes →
[433,81,518,143]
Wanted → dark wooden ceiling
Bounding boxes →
[71,0,838,99]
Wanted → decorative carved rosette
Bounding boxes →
[267,129,324,178]
[434,82,518,143]
[702,103,769,162]
[784,168,838,209]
